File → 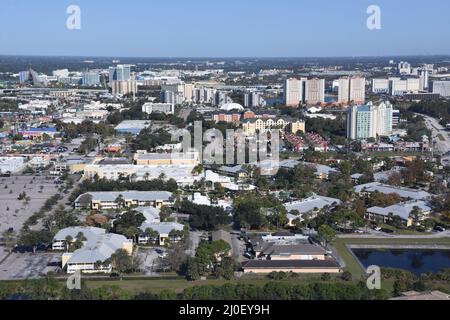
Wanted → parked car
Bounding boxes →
[435,226,446,232]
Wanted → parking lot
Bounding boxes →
[0,175,60,233]
[137,247,167,276]
[0,251,61,280]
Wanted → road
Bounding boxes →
[420,114,450,165]
[186,231,202,257]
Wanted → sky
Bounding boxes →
[0,0,449,58]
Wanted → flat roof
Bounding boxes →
[243,259,340,269]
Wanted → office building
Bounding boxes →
[82,72,101,86]
[142,102,175,115]
[398,61,411,74]
[109,65,131,82]
[346,101,393,140]
[431,81,450,97]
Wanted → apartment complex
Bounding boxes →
[338,76,366,105]
[242,118,306,136]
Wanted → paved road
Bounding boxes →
[186,231,202,257]
[420,114,450,165]
[179,107,194,122]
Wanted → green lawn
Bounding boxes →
[333,237,450,277]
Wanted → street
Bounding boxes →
[420,114,450,166]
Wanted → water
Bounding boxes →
[352,249,450,275]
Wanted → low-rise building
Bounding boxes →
[134,151,200,166]
[75,191,174,210]
[52,227,133,274]
[354,182,431,200]
[285,195,342,225]
[242,118,305,136]
[366,200,432,227]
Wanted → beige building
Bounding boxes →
[242,118,305,136]
[338,76,366,105]
[305,78,325,105]
[111,79,138,95]
[284,78,306,106]
[134,151,200,166]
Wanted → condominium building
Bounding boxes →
[305,78,325,105]
[111,79,138,95]
[431,81,450,97]
[346,101,393,140]
[242,118,306,135]
[82,72,101,86]
[284,78,305,107]
[338,76,366,105]
[53,227,133,274]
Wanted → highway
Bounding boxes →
[420,114,450,166]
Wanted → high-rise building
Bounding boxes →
[346,101,393,140]
[82,72,101,86]
[431,81,450,97]
[338,77,350,105]
[305,78,325,105]
[109,65,131,82]
[111,80,138,95]
[350,76,366,105]
[418,69,429,90]
[372,78,390,93]
[244,92,266,107]
[284,78,305,107]
[398,61,411,75]
[19,71,30,84]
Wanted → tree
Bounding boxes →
[215,256,236,280]
[111,249,139,274]
[409,206,423,228]
[318,225,336,248]
[186,257,201,281]
[144,228,159,244]
[18,230,53,253]
[159,206,172,222]
[163,244,188,274]
[2,230,17,253]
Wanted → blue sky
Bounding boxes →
[0,0,449,57]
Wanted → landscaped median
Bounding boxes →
[333,236,450,276]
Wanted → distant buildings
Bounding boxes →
[354,182,431,201]
[338,76,366,106]
[346,101,393,140]
[398,61,412,75]
[244,91,266,107]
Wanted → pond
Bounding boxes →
[352,249,450,275]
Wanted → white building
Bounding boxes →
[284,78,306,106]
[142,102,175,115]
[0,157,26,173]
[53,227,133,274]
[338,76,365,105]
[432,81,450,97]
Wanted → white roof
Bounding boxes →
[354,182,430,200]
[285,195,342,214]
[76,191,173,203]
[140,222,184,235]
[367,201,432,221]
[220,103,244,111]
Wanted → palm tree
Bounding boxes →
[65,235,73,252]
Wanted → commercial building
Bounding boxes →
[52,227,133,274]
[346,101,393,140]
[0,157,26,173]
[142,102,175,115]
[109,65,131,82]
[114,120,151,135]
[82,72,101,86]
[75,191,174,210]
[431,81,450,97]
[134,151,200,166]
